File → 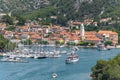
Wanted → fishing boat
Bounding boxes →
[66,52,79,64]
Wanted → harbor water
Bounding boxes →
[0,47,120,80]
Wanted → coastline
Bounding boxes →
[0,45,119,57]
[20,44,120,48]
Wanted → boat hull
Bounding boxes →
[66,58,79,64]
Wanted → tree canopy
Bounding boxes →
[91,54,120,80]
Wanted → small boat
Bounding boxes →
[59,45,65,48]
[60,50,67,54]
[52,54,61,58]
[34,54,47,59]
[49,51,61,58]
[0,56,28,63]
[97,44,109,51]
[52,73,57,79]
[74,46,79,51]
[66,52,79,64]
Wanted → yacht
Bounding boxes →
[66,52,79,64]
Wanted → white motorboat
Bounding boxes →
[49,51,61,58]
[34,54,47,59]
[1,56,20,62]
[66,53,79,64]
[0,56,28,63]
[60,50,67,54]
[52,73,57,79]
[59,45,65,48]
[74,46,79,51]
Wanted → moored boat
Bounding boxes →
[0,56,28,63]
[34,54,47,59]
[97,44,109,51]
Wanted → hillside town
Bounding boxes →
[0,20,118,47]
[1,0,120,80]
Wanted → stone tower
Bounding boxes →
[80,24,85,40]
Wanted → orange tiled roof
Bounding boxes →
[85,37,101,41]
[110,32,118,35]
[57,38,64,41]
[85,35,97,38]
[70,36,80,40]
[98,30,117,35]
[15,32,22,35]
[21,26,30,29]
[22,32,35,35]
[72,22,82,25]
[93,22,98,24]
[30,34,41,39]
[85,31,97,35]
[5,31,14,35]
[1,30,6,34]
[0,23,6,28]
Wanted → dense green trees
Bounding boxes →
[104,41,112,46]
[77,41,95,46]
[16,16,26,25]
[36,40,49,45]
[5,26,16,31]
[0,34,16,51]
[20,39,32,45]
[55,40,64,46]
[91,54,120,80]
[0,0,119,25]
[2,15,14,25]
[3,0,117,27]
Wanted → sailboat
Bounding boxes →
[33,44,47,59]
[49,45,61,58]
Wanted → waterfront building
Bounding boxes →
[84,31,101,44]
[97,30,118,45]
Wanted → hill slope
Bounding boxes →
[0,0,49,12]
[0,0,120,21]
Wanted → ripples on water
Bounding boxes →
[0,47,120,80]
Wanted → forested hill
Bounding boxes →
[0,0,120,21]
[0,0,50,12]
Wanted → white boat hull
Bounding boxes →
[66,58,79,64]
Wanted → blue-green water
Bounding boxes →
[0,47,120,80]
